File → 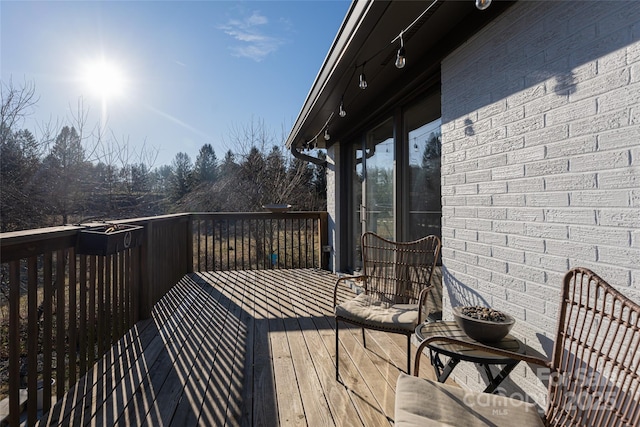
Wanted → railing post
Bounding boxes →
[9,261,20,427]
[319,212,329,270]
[139,220,154,319]
[186,215,194,273]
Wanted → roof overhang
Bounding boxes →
[286,0,514,152]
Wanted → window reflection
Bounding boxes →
[406,109,441,241]
[365,118,394,240]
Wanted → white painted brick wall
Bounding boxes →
[441,0,640,406]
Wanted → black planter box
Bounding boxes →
[77,224,144,256]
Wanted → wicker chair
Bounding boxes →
[395,267,640,427]
[333,232,441,380]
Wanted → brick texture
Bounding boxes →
[441,0,640,403]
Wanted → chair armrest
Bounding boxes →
[417,285,434,325]
[413,335,552,376]
[333,275,367,307]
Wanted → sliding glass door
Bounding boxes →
[345,90,441,272]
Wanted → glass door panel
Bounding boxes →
[406,111,441,240]
[364,118,394,240]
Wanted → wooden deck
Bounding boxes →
[37,269,445,426]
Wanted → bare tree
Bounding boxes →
[0,77,38,141]
[0,78,51,231]
[223,116,276,158]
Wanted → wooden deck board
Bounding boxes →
[250,271,279,427]
[37,268,444,427]
[235,271,255,427]
[276,279,334,427]
[278,273,363,427]
[166,274,234,427]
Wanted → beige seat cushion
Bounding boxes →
[335,293,418,332]
[395,373,545,427]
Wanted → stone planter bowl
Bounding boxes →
[452,306,515,343]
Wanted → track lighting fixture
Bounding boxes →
[339,98,346,117]
[324,128,330,141]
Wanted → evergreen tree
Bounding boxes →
[264,145,287,203]
[44,126,88,224]
[240,146,266,206]
[168,152,193,201]
[150,165,172,194]
[220,149,237,177]
[421,131,442,169]
[193,143,218,184]
[129,163,149,193]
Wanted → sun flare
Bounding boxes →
[81,59,126,100]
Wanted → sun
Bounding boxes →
[81,59,126,100]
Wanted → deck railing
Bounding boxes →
[0,225,142,426]
[191,212,328,271]
[0,210,328,426]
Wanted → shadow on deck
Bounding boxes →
[37,269,443,426]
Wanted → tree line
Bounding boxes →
[1,80,326,232]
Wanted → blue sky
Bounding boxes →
[1,0,350,167]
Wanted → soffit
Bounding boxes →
[285,0,514,150]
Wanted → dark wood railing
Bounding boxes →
[125,214,193,320]
[0,211,328,426]
[191,212,328,271]
[0,226,142,426]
